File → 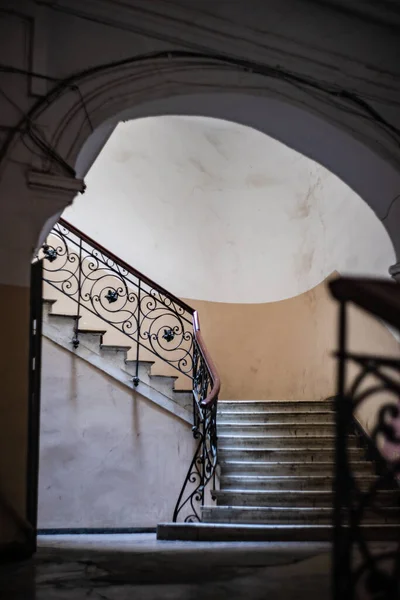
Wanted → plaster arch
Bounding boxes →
[7,55,397,259]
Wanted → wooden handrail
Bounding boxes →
[193,311,221,408]
[59,218,195,315]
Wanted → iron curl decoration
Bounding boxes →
[172,339,219,523]
[332,299,400,600]
[37,220,195,378]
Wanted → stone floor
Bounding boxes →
[0,534,332,599]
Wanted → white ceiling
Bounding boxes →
[65,115,395,303]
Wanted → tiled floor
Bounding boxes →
[0,534,332,599]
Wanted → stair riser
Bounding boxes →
[219,461,373,476]
[219,477,376,492]
[214,491,398,508]
[124,361,153,384]
[99,347,130,369]
[218,424,334,436]
[157,523,400,542]
[202,508,400,525]
[171,392,193,412]
[218,448,365,461]
[217,412,334,424]
[218,437,359,450]
[218,401,333,413]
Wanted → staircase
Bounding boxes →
[38,220,400,546]
[158,399,400,541]
[42,298,193,423]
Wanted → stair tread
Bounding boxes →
[162,522,399,530]
[125,359,155,366]
[100,344,131,350]
[158,522,400,541]
[218,400,333,404]
[219,434,341,439]
[218,411,334,415]
[220,460,366,465]
[215,489,395,495]
[77,328,107,335]
[219,447,362,451]
[221,474,373,480]
[204,505,400,512]
[218,422,334,426]
[49,312,80,319]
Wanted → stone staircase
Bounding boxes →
[158,399,400,541]
[42,298,193,424]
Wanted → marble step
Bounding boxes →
[220,474,378,491]
[157,522,400,542]
[219,460,373,476]
[213,490,398,508]
[218,400,333,413]
[218,423,334,436]
[218,435,359,450]
[201,506,400,525]
[217,411,335,424]
[218,447,365,462]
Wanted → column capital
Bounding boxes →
[27,170,85,197]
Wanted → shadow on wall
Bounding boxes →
[38,339,195,529]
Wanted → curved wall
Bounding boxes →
[66,116,395,304]
[63,115,399,403]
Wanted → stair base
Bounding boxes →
[157,522,399,542]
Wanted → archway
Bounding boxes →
[36,112,397,533]
[2,51,400,554]
[0,54,394,260]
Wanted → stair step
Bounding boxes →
[47,312,80,322]
[219,475,377,491]
[75,329,106,352]
[124,359,155,385]
[201,506,400,525]
[217,411,334,424]
[157,522,400,542]
[219,460,373,476]
[218,447,364,462]
[213,489,398,508]
[218,435,358,450]
[99,344,131,368]
[218,423,334,436]
[218,400,333,413]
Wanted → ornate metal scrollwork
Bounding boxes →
[172,340,218,522]
[162,328,175,342]
[38,221,195,378]
[332,299,400,600]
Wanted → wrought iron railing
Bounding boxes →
[330,277,400,600]
[38,218,220,521]
[173,312,220,522]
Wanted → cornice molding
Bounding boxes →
[27,170,85,196]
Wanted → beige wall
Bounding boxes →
[0,284,30,549]
[38,338,195,528]
[184,275,400,411]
